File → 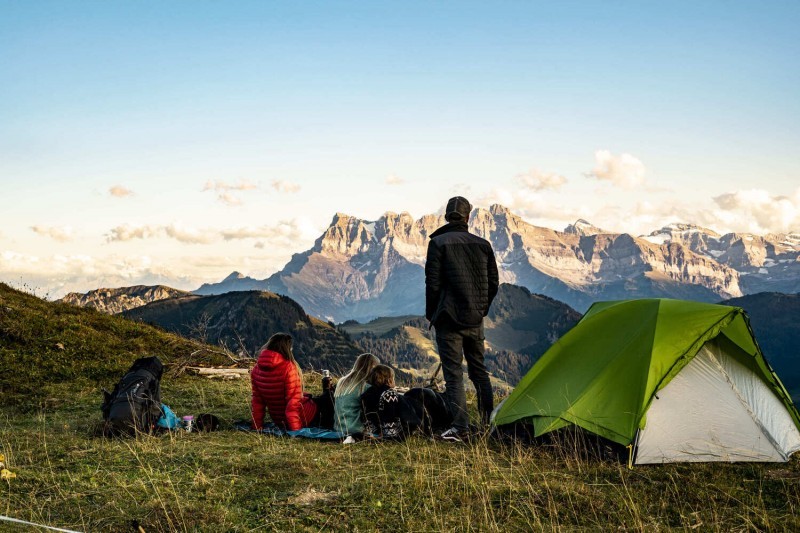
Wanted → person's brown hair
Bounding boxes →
[261,333,303,383]
[367,365,395,388]
[263,333,294,362]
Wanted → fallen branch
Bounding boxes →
[186,366,251,379]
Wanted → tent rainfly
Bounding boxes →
[492,298,800,464]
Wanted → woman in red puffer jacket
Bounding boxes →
[250,333,318,431]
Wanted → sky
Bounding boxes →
[1,1,799,298]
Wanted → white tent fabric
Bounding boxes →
[635,340,800,464]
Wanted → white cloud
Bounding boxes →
[0,251,202,298]
[30,225,76,242]
[538,187,800,237]
[587,150,647,188]
[271,180,301,193]
[221,221,303,242]
[202,179,258,192]
[106,224,160,242]
[202,179,259,206]
[217,192,243,207]
[109,185,134,198]
[106,220,309,246]
[163,223,217,245]
[475,188,586,227]
[516,169,567,191]
[385,174,405,186]
[711,188,800,234]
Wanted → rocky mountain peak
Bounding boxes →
[564,219,605,236]
[60,284,191,314]
[188,202,798,321]
[489,204,512,216]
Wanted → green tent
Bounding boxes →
[492,298,800,463]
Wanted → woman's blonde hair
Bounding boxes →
[262,332,303,384]
[334,353,380,397]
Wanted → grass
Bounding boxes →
[2,376,799,532]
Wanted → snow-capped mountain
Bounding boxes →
[195,205,777,321]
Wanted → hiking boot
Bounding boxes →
[438,427,468,443]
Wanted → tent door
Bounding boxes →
[635,339,800,464]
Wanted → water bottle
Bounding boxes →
[322,369,332,392]
[182,415,194,432]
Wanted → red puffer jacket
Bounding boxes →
[251,349,317,430]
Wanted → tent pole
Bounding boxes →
[628,429,640,469]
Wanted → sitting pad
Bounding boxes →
[234,421,344,440]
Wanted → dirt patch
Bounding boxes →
[287,488,339,506]
[765,469,800,480]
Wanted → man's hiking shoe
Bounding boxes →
[438,427,469,443]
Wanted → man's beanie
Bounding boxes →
[445,196,472,221]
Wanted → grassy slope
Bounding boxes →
[0,283,229,407]
[339,316,420,338]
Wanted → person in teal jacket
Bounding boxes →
[333,353,380,436]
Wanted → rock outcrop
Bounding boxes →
[60,285,190,314]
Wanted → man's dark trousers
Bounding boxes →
[435,320,493,431]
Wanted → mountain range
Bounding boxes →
[54,279,799,399]
[194,205,799,322]
[341,283,581,385]
[117,283,577,386]
[122,290,362,373]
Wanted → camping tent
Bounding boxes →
[492,299,800,464]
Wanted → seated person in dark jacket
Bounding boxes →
[360,365,421,440]
[403,387,452,435]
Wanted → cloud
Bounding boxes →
[109,185,134,198]
[30,225,75,242]
[711,188,800,234]
[475,188,586,226]
[271,180,301,193]
[587,150,646,188]
[516,169,567,191]
[217,192,242,207]
[0,251,200,299]
[221,221,303,242]
[545,187,800,237]
[106,220,308,245]
[202,179,258,192]
[163,223,217,245]
[386,174,405,186]
[105,224,160,242]
[202,179,259,206]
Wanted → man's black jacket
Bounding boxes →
[425,221,499,327]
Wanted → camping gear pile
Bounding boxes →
[101,356,218,436]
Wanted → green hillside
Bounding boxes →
[123,290,363,372]
[0,283,228,407]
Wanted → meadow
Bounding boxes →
[2,375,799,532]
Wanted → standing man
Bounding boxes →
[425,196,499,441]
